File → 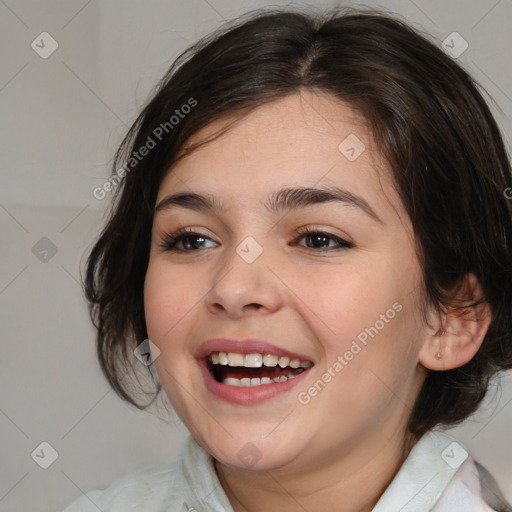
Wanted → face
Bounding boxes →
[144,91,429,475]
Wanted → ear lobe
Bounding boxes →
[419,273,492,371]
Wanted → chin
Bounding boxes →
[197,428,308,473]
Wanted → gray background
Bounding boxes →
[0,0,511,510]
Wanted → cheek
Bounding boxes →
[301,263,393,349]
[309,257,421,371]
[143,261,203,407]
[143,260,201,350]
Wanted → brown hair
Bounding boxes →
[84,6,512,437]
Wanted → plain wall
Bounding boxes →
[0,1,511,510]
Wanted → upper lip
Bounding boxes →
[196,338,314,363]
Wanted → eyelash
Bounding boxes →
[159,226,354,253]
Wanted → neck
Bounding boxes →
[215,429,419,512]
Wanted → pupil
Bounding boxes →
[310,234,327,248]
[186,236,204,250]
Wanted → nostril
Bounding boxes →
[243,303,263,310]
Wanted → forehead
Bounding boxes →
[157,91,406,226]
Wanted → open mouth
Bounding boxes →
[208,352,312,387]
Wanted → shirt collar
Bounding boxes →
[372,430,469,512]
[181,435,235,512]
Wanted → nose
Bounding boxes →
[205,239,283,318]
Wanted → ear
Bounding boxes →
[419,273,492,371]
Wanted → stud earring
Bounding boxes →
[435,351,442,359]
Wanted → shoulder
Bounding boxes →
[432,455,495,511]
[373,430,511,512]
[62,453,187,511]
[62,457,184,511]
[434,453,512,512]
[62,434,234,512]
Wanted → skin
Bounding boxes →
[144,90,491,511]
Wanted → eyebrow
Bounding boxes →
[154,185,383,224]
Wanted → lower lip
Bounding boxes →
[198,359,311,405]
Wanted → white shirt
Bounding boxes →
[63,430,506,511]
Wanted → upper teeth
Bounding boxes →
[209,352,312,369]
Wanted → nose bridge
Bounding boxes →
[206,233,280,315]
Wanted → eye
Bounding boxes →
[293,227,353,251]
[159,227,354,253]
[159,228,217,252]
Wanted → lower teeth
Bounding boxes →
[222,371,302,387]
